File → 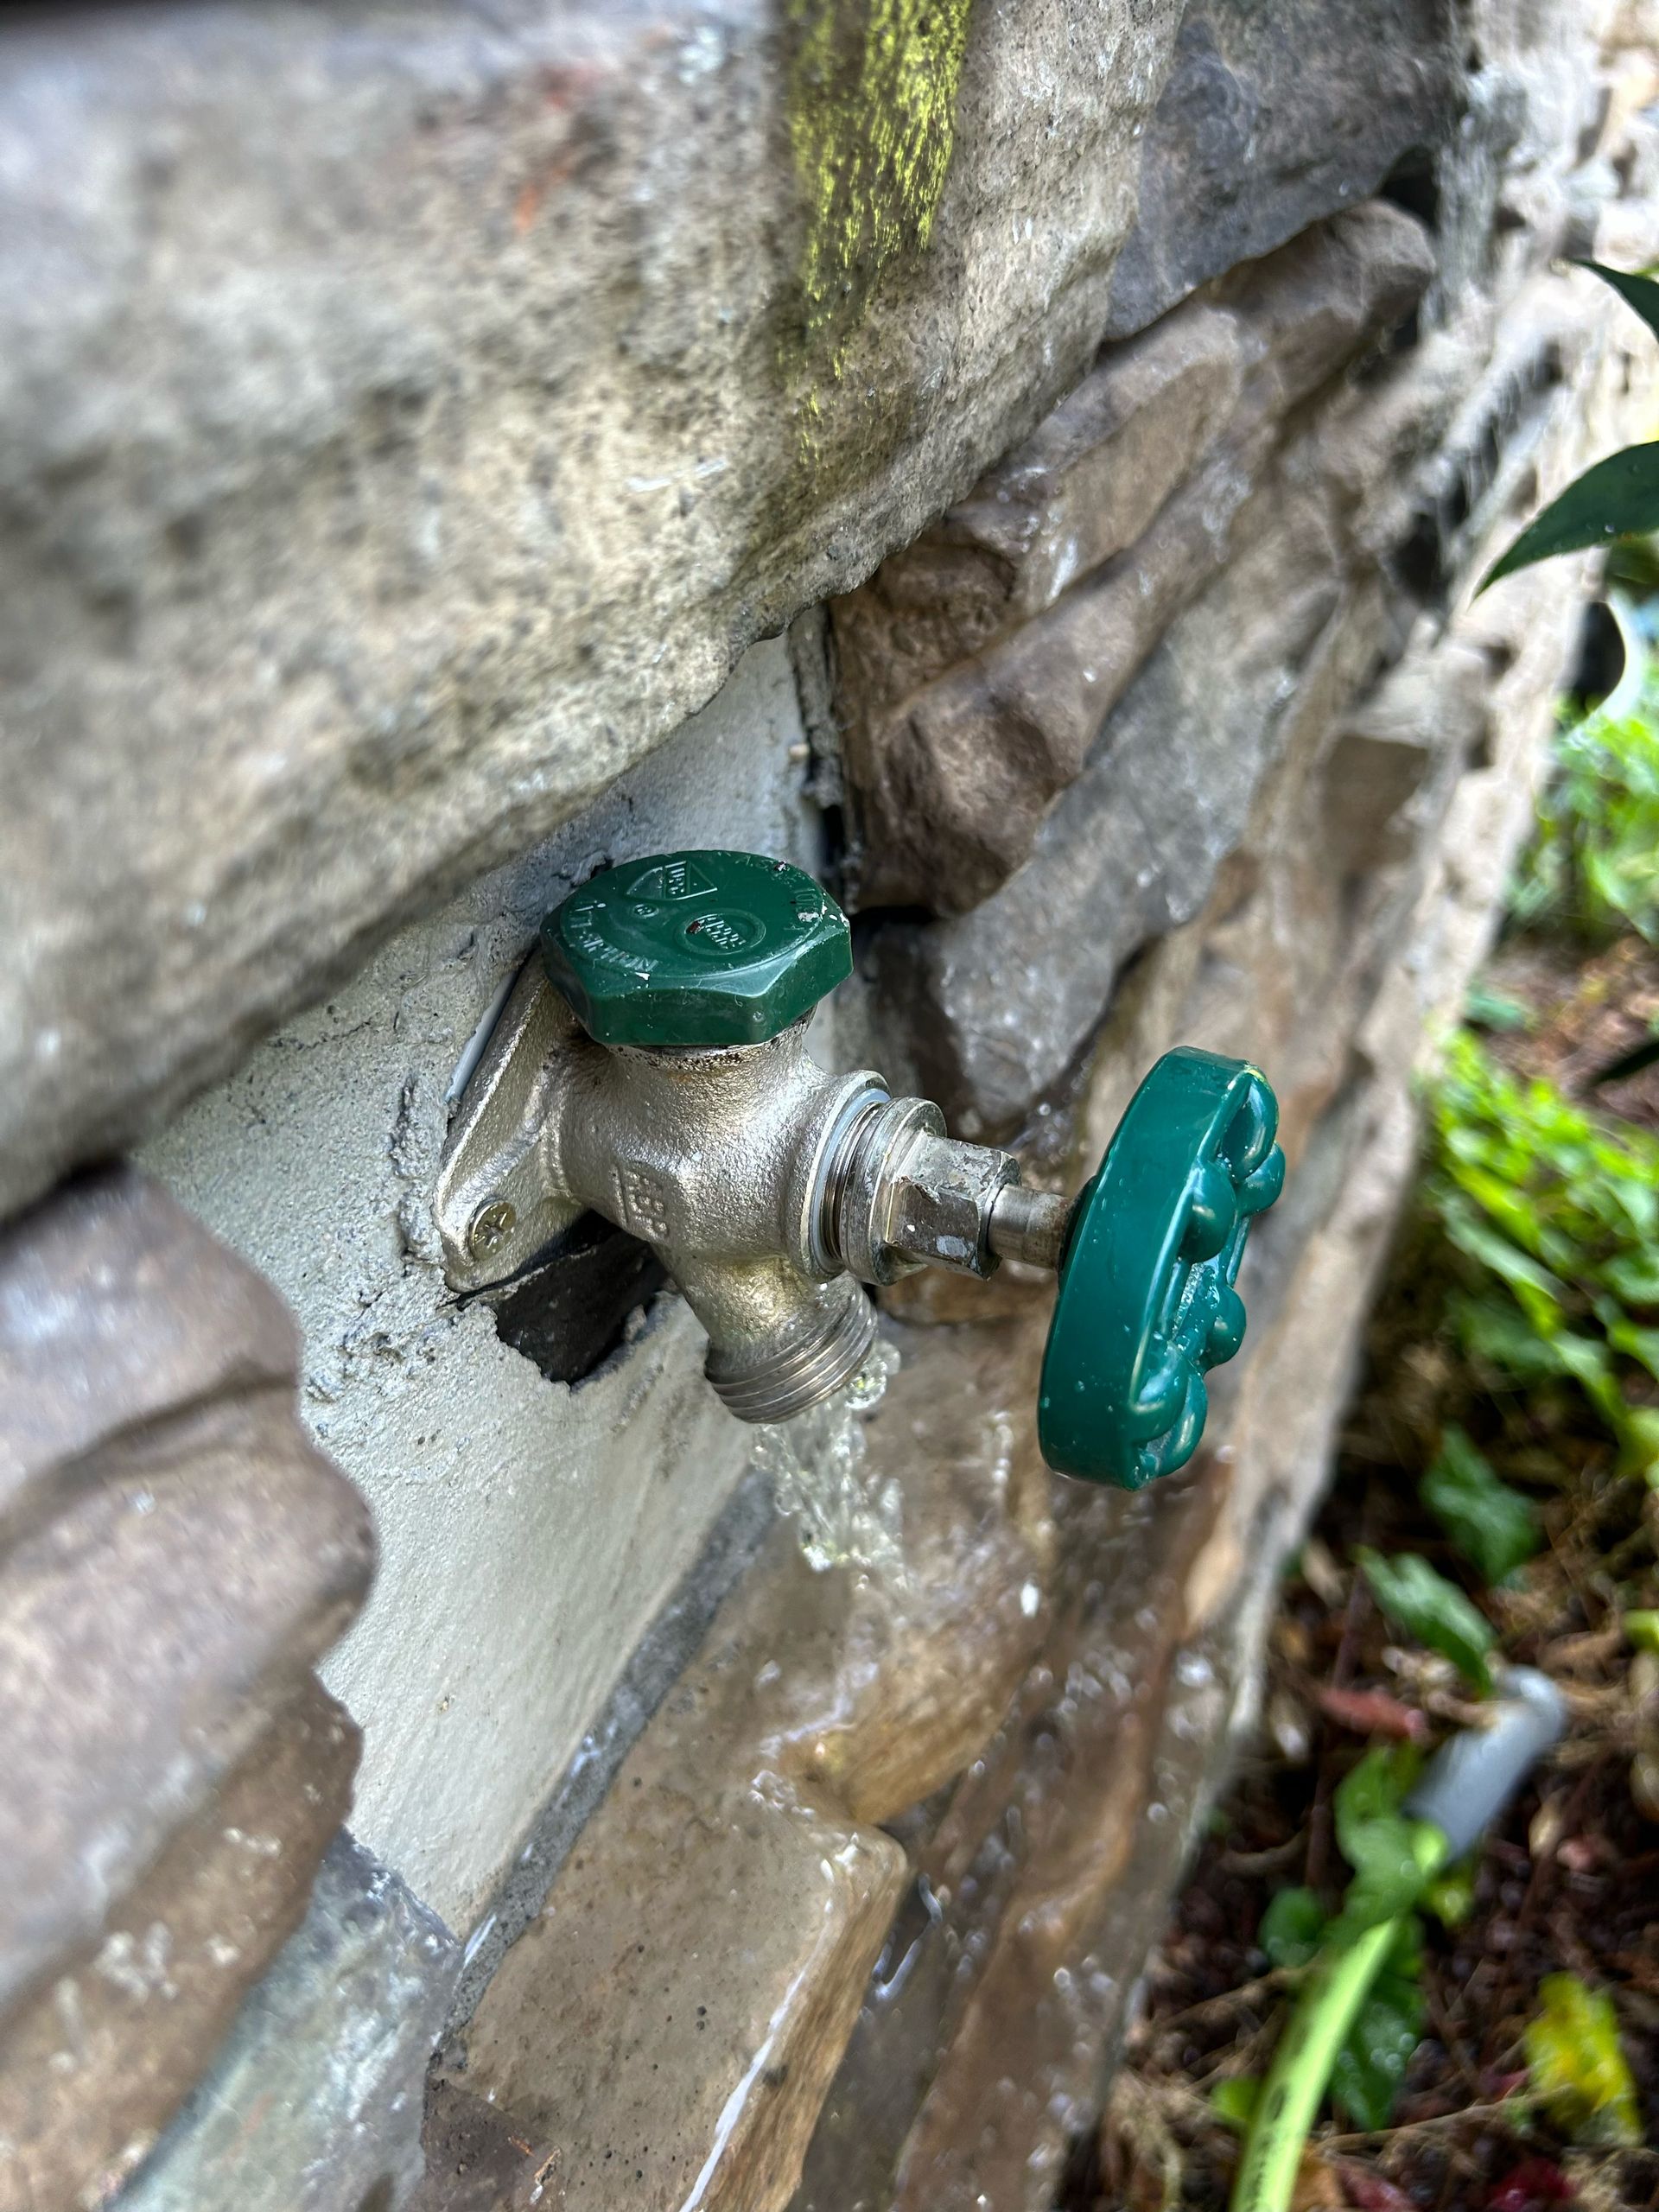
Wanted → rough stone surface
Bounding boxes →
[864,489,1348,1135]
[1101,0,1460,337]
[834,201,1436,912]
[853,238,1635,1132]
[118,1833,460,2212]
[0,1166,376,2212]
[433,1313,1057,2212]
[0,0,1198,1225]
[831,304,1245,734]
[0,1387,372,2023]
[454,1806,902,2212]
[1320,643,1493,871]
[0,1678,359,2212]
[0,1170,374,2023]
[0,1168,297,1535]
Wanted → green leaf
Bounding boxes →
[1421,1427,1540,1585]
[1478,442,1659,594]
[1330,1916,1427,2131]
[1259,1885,1326,1969]
[1453,1294,1571,1384]
[1465,981,1534,1032]
[1606,1312,1659,1383]
[1423,1857,1477,1928]
[1625,1609,1659,1653]
[1552,1332,1629,1430]
[1448,1163,1554,1260]
[1573,259,1659,345]
[1441,1205,1566,1332]
[1624,1404,1659,1485]
[1330,1745,1430,1941]
[1332,1740,1414,1832]
[1525,1973,1642,2146]
[1357,1548,1496,1694]
[1210,2075,1262,2132]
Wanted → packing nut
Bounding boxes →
[829,1096,1018,1285]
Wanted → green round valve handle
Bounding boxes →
[1039,1047,1286,1490]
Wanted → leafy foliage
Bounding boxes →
[1330,1746,1431,1939]
[1331,1916,1427,2132]
[1421,1427,1540,1586]
[1256,1770,1433,2134]
[1259,1885,1326,1970]
[1357,1548,1497,1693]
[1423,1033,1659,1479]
[1524,1974,1643,2147]
[1481,264,1659,594]
[1481,445,1659,591]
[1510,692,1659,945]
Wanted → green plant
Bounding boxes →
[1421,1427,1540,1586]
[1251,1754,1434,2135]
[1509,690,1659,944]
[1481,262,1659,594]
[1524,1974,1642,2147]
[1357,1548,1497,1692]
[1423,1032,1659,1479]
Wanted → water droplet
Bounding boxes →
[752,1340,906,1579]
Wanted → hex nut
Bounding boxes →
[885,1131,1017,1278]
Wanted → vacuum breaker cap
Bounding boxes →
[542,849,851,1049]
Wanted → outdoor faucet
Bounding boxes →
[435,850,1285,1487]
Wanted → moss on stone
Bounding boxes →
[785,0,975,376]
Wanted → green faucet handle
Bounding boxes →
[542,849,851,1049]
[1038,1047,1285,1489]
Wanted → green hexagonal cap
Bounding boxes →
[1039,1047,1286,1489]
[541,849,851,1048]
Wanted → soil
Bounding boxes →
[1483,935,1659,1135]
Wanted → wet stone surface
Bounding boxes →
[0,1678,359,2212]
[120,1834,460,2212]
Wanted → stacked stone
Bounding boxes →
[0,1173,375,2208]
[831,69,1653,1139]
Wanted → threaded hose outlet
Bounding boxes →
[703,1273,879,1425]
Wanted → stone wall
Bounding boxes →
[0,1,1656,2209]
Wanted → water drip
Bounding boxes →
[751,1338,906,1578]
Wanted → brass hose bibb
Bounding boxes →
[435,850,1284,1487]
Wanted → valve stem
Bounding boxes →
[987,1184,1074,1273]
